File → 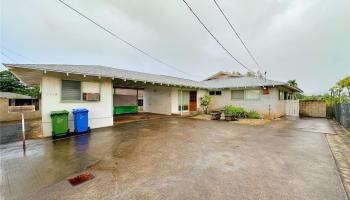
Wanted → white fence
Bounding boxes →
[285,100,299,117]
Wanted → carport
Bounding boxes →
[112,78,190,124]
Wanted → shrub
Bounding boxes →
[224,105,246,118]
[200,95,212,114]
[247,110,260,119]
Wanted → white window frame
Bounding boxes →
[231,90,244,100]
[244,89,261,100]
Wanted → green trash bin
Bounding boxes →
[50,110,70,139]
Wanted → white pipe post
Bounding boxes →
[21,113,26,149]
[136,89,138,112]
[180,89,183,116]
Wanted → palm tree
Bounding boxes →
[287,79,297,87]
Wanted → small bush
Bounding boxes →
[247,110,260,119]
[224,105,246,118]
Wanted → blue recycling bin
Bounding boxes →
[72,108,91,134]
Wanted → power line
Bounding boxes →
[1,46,36,62]
[0,51,17,63]
[56,0,202,79]
[181,0,254,72]
[212,0,263,72]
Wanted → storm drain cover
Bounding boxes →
[68,172,95,186]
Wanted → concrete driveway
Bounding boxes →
[0,117,347,200]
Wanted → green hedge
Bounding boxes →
[223,105,260,119]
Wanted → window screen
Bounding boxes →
[231,90,244,100]
[245,90,260,100]
[62,80,81,100]
[209,91,215,95]
[215,91,222,95]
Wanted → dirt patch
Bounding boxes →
[190,114,270,126]
[190,114,212,120]
[115,113,170,124]
[231,118,271,126]
[327,120,350,199]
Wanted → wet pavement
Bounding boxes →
[327,120,350,199]
[114,113,170,124]
[0,117,347,200]
[0,120,42,144]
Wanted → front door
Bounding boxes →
[189,91,197,112]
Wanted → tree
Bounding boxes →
[287,79,298,87]
[245,71,256,77]
[200,94,212,114]
[338,75,350,97]
[0,70,40,98]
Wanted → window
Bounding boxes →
[209,91,222,96]
[279,90,284,100]
[8,99,39,111]
[231,90,244,100]
[62,80,81,101]
[245,90,260,100]
[178,91,190,111]
[138,99,143,106]
[279,90,290,100]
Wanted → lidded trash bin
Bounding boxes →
[50,110,70,139]
[72,108,90,134]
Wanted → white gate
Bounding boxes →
[285,100,299,117]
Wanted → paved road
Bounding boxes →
[0,118,347,200]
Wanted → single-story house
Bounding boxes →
[3,64,302,137]
[0,92,41,122]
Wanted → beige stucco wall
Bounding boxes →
[209,88,286,118]
[299,100,326,117]
[41,74,113,137]
[0,98,41,122]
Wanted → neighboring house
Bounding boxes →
[4,64,302,137]
[0,92,41,122]
[205,71,243,80]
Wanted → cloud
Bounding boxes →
[1,0,349,94]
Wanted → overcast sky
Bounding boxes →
[1,0,349,94]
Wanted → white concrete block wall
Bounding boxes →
[170,88,179,114]
[209,88,286,118]
[41,75,113,137]
[143,86,172,115]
